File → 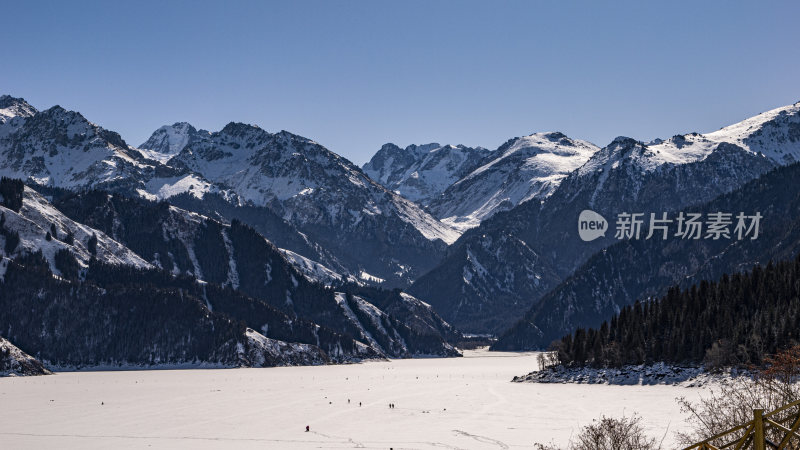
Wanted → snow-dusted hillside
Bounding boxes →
[409,229,562,333]
[363,142,490,205]
[0,336,51,377]
[279,248,357,286]
[240,328,331,367]
[0,190,389,366]
[38,188,461,359]
[429,132,599,231]
[0,186,152,276]
[647,101,800,168]
[334,291,460,358]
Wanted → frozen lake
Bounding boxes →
[0,349,705,449]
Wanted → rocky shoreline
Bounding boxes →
[512,363,751,387]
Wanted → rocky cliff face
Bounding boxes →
[363,142,491,205]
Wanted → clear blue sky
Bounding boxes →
[3,1,799,164]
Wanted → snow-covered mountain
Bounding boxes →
[40,185,461,358]
[408,231,562,333]
[494,161,800,350]
[644,102,800,168]
[0,181,461,366]
[0,95,37,125]
[139,121,460,285]
[0,181,377,367]
[362,142,490,205]
[413,103,800,334]
[0,96,157,194]
[144,123,457,242]
[428,132,599,231]
[137,122,204,163]
[0,96,461,286]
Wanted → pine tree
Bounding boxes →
[554,254,800,369]
[87,233,98,256]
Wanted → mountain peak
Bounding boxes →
[138,122,201,162]
[364,142,492,205]
[608,136,641,147]
[220,121,263,137]
[430,131,599,230]
[379,142,402,152]
[0,95,38,121]
[169,121,195,130]
[39,105,87,123]
[496,132,597,159]
[0,95,32,110]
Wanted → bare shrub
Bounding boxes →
[677,345,800,447]
[571,415,662,450]
[535,414,662,450]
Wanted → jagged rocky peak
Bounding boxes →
[605,136,647,157]
[12,102,130,151]
[574,135,676,177]
[486,132,599,164]
[608,135,642,148]
[138,122,201,161]
[363,141,491,204]
[0,98,151,191]
[220,121,265,138]
[0,95,38,122]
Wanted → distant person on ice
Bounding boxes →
[305,425,309,432]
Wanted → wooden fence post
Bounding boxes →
[754,408,765,450]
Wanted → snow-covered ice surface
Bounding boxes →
[0,349,705,449]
